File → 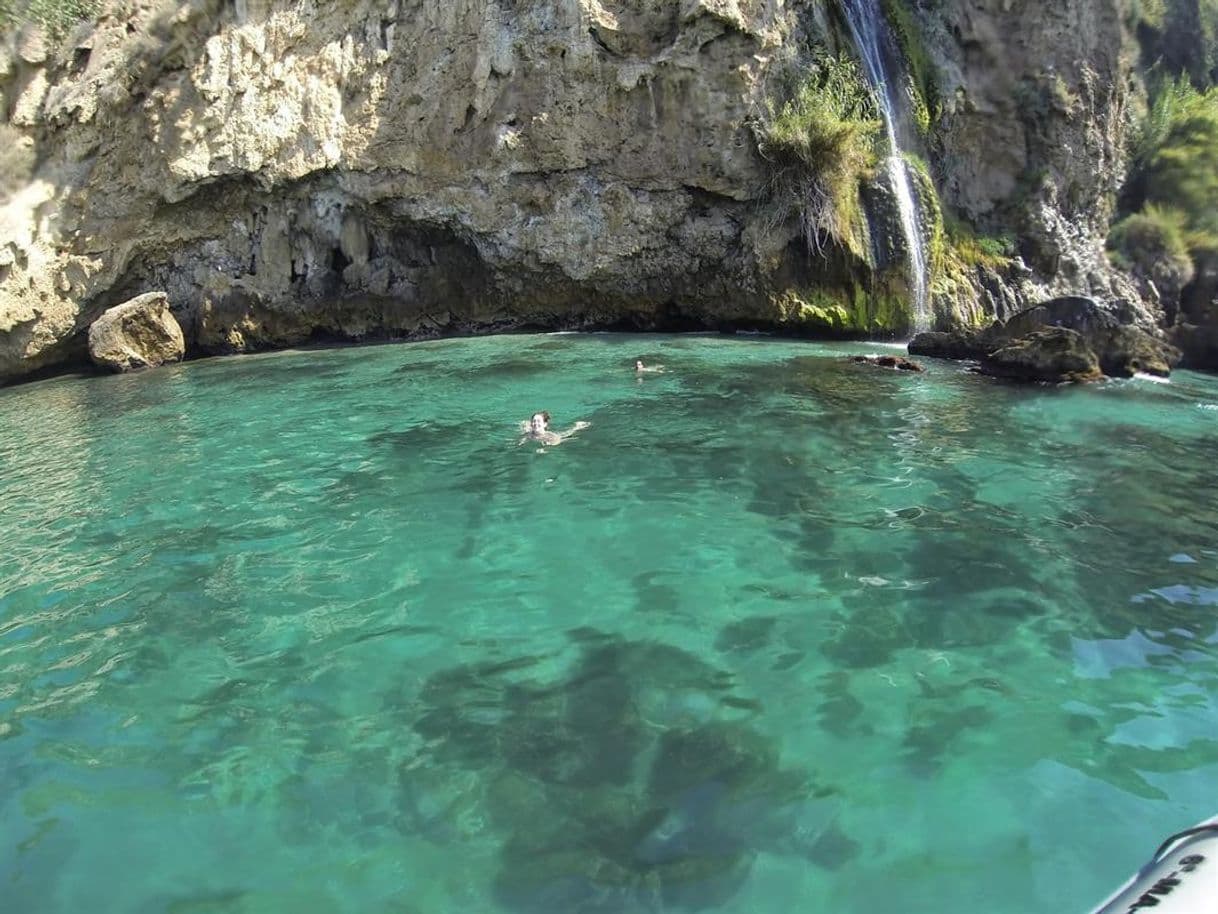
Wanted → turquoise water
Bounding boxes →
[1,334,1217,914]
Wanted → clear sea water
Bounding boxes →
[1,333,1216,914]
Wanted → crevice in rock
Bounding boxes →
[588,27,621,58]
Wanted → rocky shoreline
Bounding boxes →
[46,288,1179,390]
[909,296,1184,383]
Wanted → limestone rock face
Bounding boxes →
[0,0,817,380]
[88,292,185,372]
[928,2,1125,234]
[0,0,1154,380]
[920,0,1149,319]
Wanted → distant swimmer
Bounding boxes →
[518,411,590,448]
[635,359,665,374]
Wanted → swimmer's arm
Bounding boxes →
[555,421,590,442]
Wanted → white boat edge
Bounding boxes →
[1089,814,1218,913]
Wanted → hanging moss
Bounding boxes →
[876,0,941,133]
[775,284,910,336]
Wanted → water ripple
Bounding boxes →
[1,337,1217,914]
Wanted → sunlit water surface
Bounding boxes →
[2,334,1217,914]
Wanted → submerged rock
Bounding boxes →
[87,293,185,372]
[850,355,925,372]
[411,633,840,913]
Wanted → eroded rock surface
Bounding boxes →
[981,328,1103,384]
[87,291,185,371]
[922,0,1141,314]
[0,0,1155,381]
[910,296,1181,381]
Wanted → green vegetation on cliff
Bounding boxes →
[0,0,97,36]
[1112,69,1218,317]
[876,0,938,133]
[1107,205,1196,292]
[902,153,1006,326]
[776,283,908,335]
[1118,77,1218,256]
[755,53,881,258]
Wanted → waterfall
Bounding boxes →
[840,0,930,331]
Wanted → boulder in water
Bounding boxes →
[980,327,1103,383]
[1172,316,1218,371]
[88,292,185,372]
[1091,324,1180,378]
[909,296,1178,381]
[908,329,996,361]
[1002,295,1122,338]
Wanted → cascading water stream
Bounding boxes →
[840,0,930,331]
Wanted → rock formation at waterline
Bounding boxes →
[87,291,185,371]
[0,0,1198,381]
[909,297,1182,382]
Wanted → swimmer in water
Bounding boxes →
[518,411,590,448]
[635,358,665,374]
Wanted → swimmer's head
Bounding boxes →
[529,411,550,433]
[635,359,645,371]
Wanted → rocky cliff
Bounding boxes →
[922,0,1137,311]
[0,0,1154,381]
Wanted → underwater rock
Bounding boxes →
[714,616,778,654]
[410,634,841,913]
[87,292,185,372]
[981,327,1103,383]
[849,354,925,372]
